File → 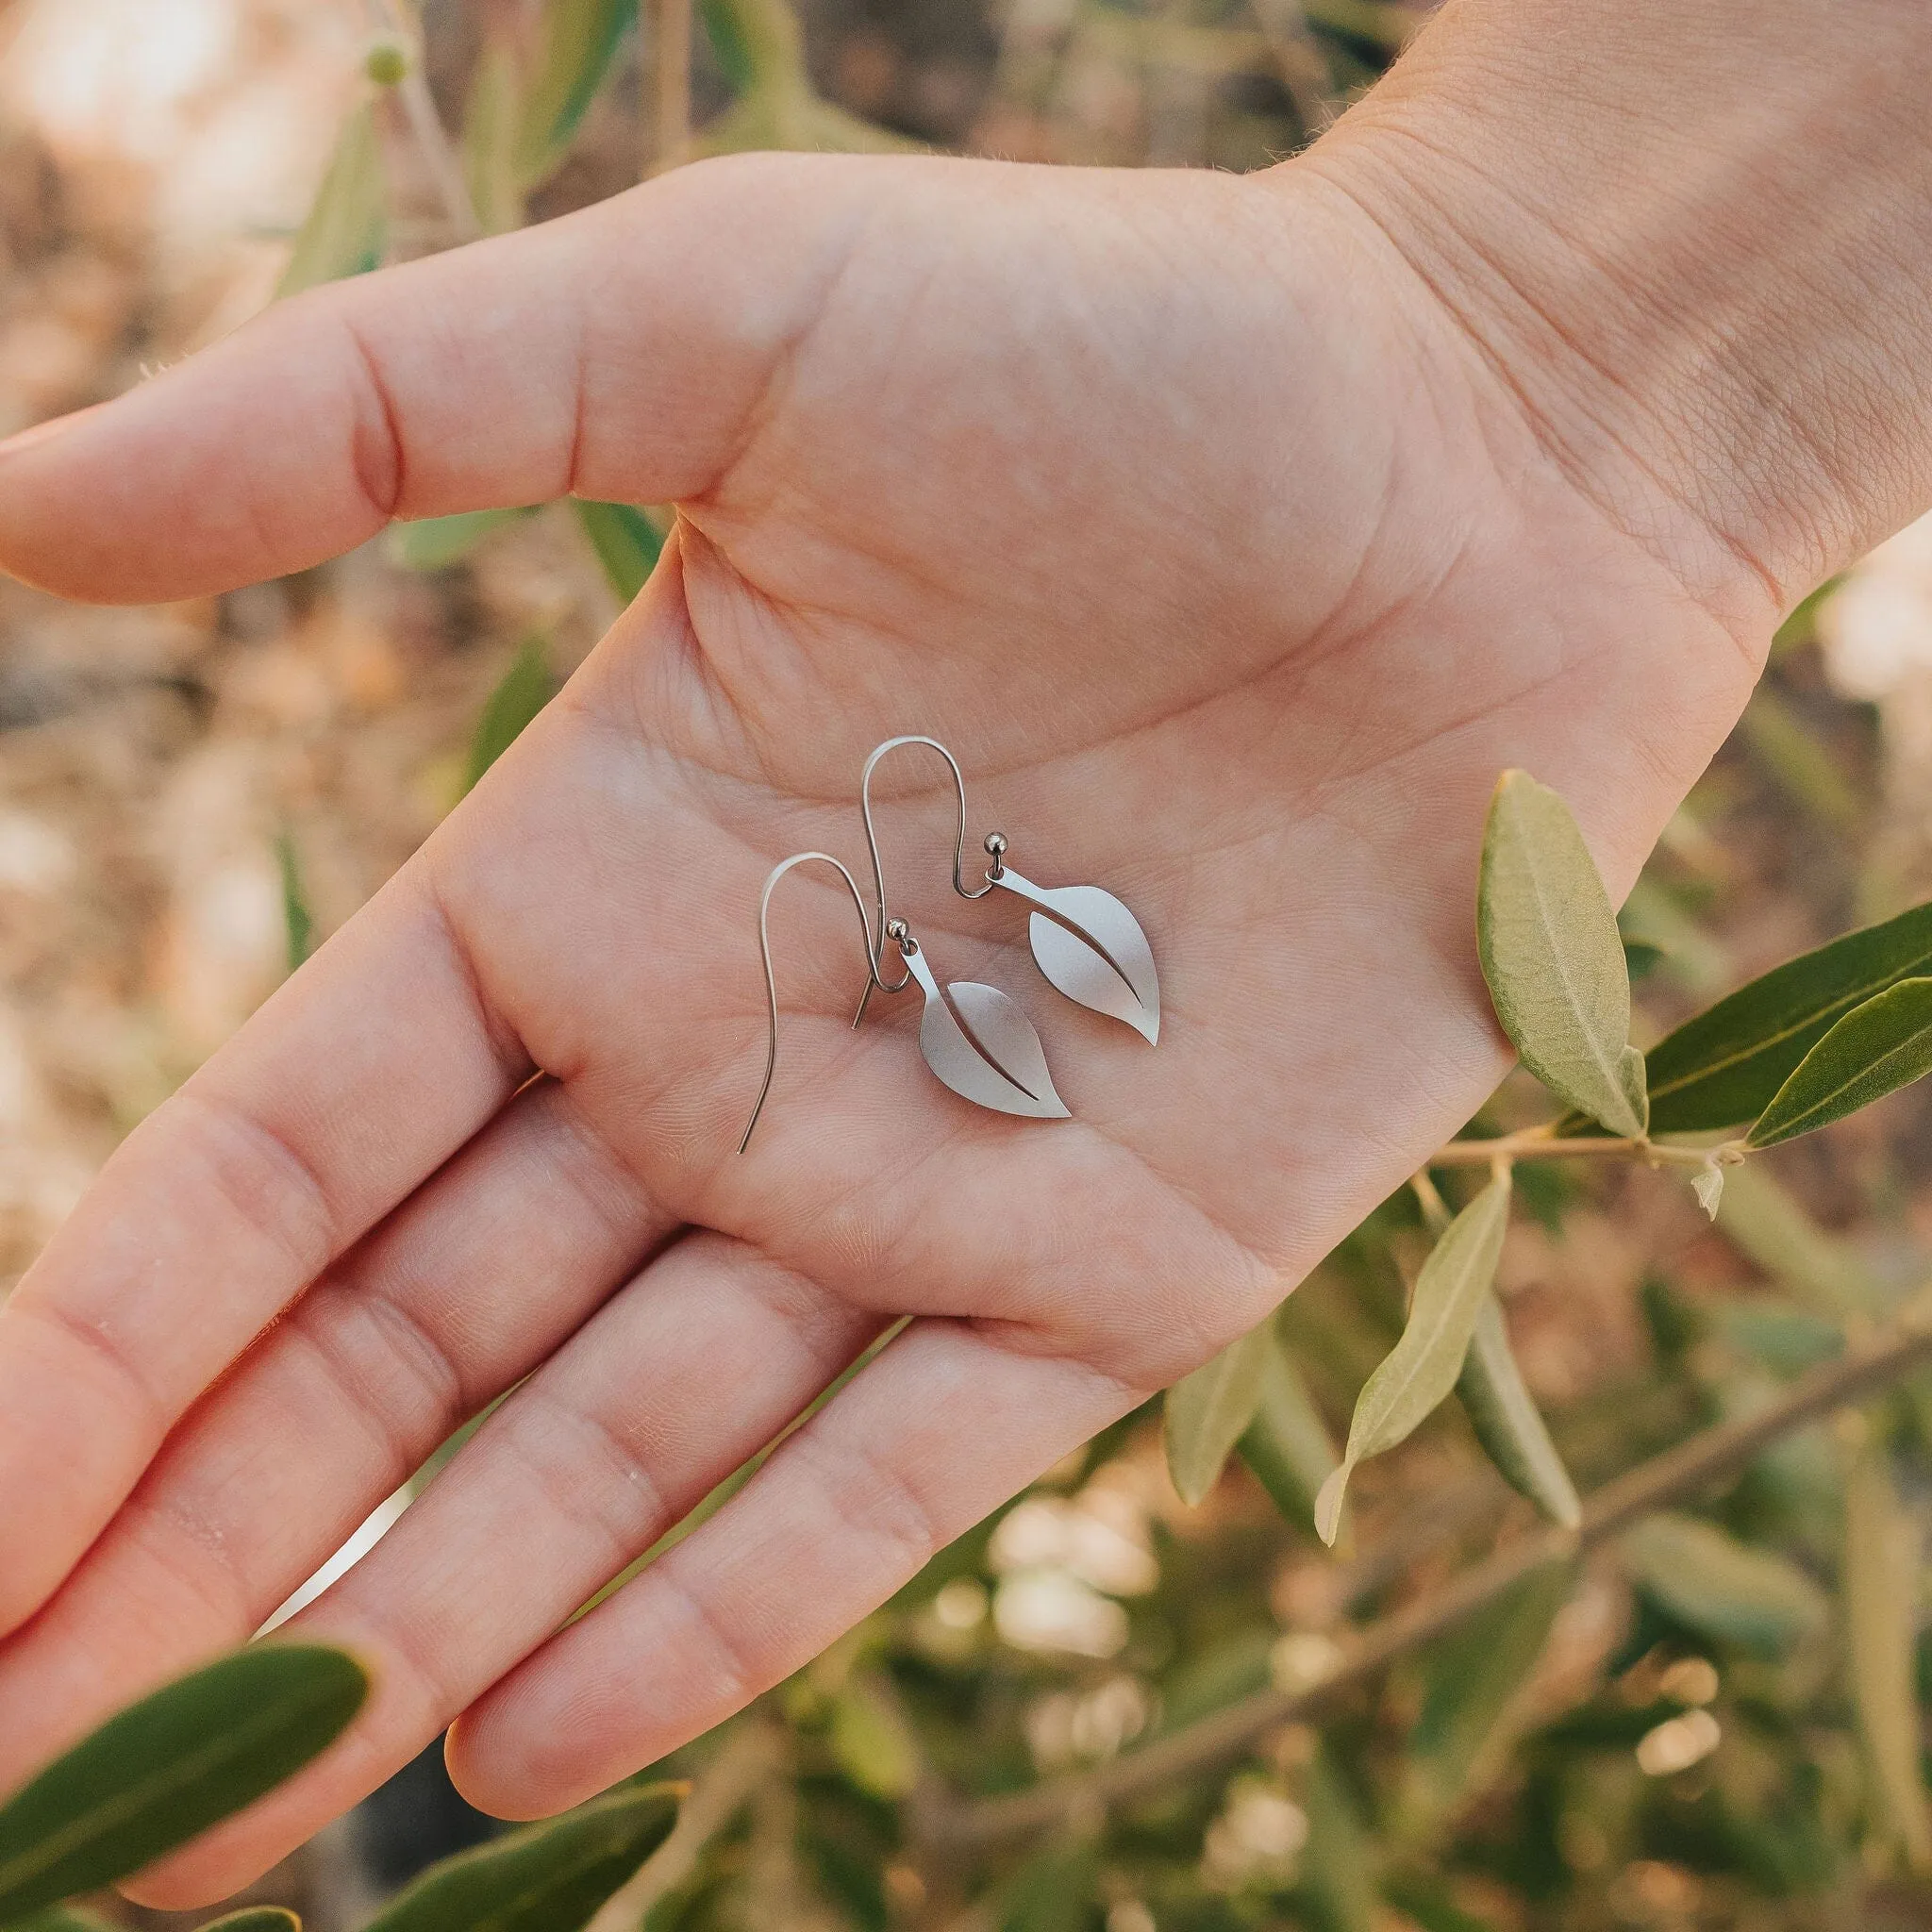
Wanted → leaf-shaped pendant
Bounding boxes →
[993,870,1160,1043]
[901,946,1070,1119]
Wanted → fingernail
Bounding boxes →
[0,403,102,461]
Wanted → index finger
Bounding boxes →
[0,153,858,603]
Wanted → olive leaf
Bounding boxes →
[1842,1430,1932,1872]
[1397,1558,1575,1836]
[995,874,1160,1042]
[1298,1743,1381,1932]
[1457,1293,1580,1529]
[698,0,758,90]
[197,1913,300,1932]
[696,0,923,166]
[828,1676,921,1801]
[515,0,633,188]
[1238,1329,1341,1526]
[277,102,387,299]
[573,500,664,604]
[1620,1512,1827,1657]
[902,948,1069,1120]
[364,1783,683,1932]
[1712,1159,1877,1320]
[388,507,537,573]
[1747,977,1932,1147]
[465,640,556,795]
[462,32,525,236]
[0,1645,368,1924]
[1643,899,1932,1132]
[1478,771,1647,1138]
[997,1840,1101,1932]
[1315,1171,1511,1545]
[275,829,313,974]
[1165,1319,1274,1506]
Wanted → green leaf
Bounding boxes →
[1477,770,1646,1137]
[1237,1329,1340,1526]
[996,1840,1098,1932]
[465,640,556,794]
[1298,1742,1381,1932]
[573,500,663,604]
[277,102,387,298]
[1379,1876,1505,1932]
[1398,1559,1574,1836]
[1736,685,1861,833]
[1315,1172,1511,1545]
[691,0,919,157]
[827,1677,920,1800]
[516,0,632,187]
[14,1912,118,1932]
[1713,1160,1878,1320]
[387,507,536,572]
[275,830,313,974]
[697,0,758,92]
[1771,573,1840,658]
[699,83,921,157]
[1716,1301,1843,1378]
[1620,1512,1827,1657]
[462,35,526,236]
[1746,978,1932,1147]
[1644,899,1932,1132]
[1842,1431,1932,1872]
[197,1913,301,1932]
[365,1783,682,1932]
[1157,1628,1274,1734]
[1165,1319,1273,1506]
[1622,936,1667,983]
[0,1644,368,1924]
[696,0,804,97]
[1457,1294,1580,1529]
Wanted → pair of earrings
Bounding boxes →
[738,736,1160,1151]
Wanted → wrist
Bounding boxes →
[1288,0,1932,634]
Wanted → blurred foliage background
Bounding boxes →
[7,1,1932,1929]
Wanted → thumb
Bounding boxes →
[0,152,862,604]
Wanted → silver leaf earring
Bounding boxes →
[738,851,1069,1153]
[857,735,1160,1041]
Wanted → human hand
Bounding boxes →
[0,0,1918,1894]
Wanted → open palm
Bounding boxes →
[0,147,1770,1905]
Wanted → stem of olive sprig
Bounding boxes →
[1425,1130,1749,1171]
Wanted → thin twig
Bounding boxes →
[654,0,694,174]
[1408,1169,1452,1234]
[370,0,481,241]
[1427,1132,1724,1170]
[585,1716,782,1930]
[924,1287,1932,1852]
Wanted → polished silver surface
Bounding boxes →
[855,735,1160,1044]
[904,946,1070,1120]
[855,735,998,1025]
[739,850,900,1154]
[999,869,1161,1043]
[740,849,1069,1150]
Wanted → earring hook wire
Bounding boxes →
[855,735,997,1024]
[740,850,901,1154]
